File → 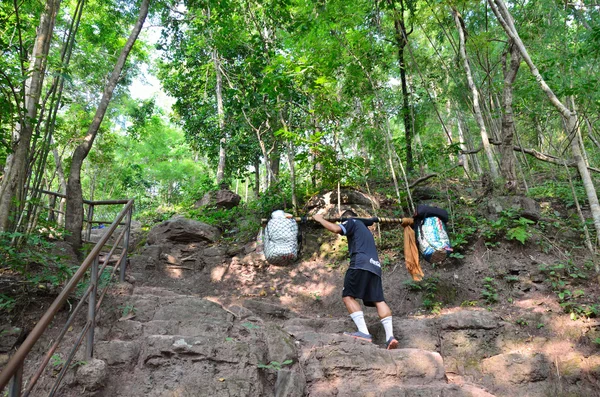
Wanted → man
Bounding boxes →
[313,209,398,349]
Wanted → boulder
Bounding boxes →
[243,300,294,319]
[95,340,141,365]
[487,196,541,221]
[304,189,379,211]
[195,189,241,209]
[481,352,550,384]
[439,310,499,330]
[147,217,220,244]
[275,369,306,397]
[76,358,107,391]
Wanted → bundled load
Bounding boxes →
[262,210,299,265]
[414,204,452,263]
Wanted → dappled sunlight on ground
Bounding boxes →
[165,267,183,279]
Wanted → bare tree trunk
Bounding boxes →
[66,0,150,250]
[269,149,280,182]
[52,140,67,225]
[585,116,600,152]
[387,0,414,172]
[0,0,60,232]
[488,0,600,248]
[576,119,589,167]
[253,157,260,197]
[453,8,499,179]
[500,39,521,192]
[213,48,227,185]
[456,114,469,172]
[279,108,298,211]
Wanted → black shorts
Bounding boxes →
[342,268,385,307]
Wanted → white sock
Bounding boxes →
[350,311,369,335]
[381,316,394,340]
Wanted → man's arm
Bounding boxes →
[313,214,343,234]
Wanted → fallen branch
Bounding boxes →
[462,143,600,174]
[409,173,438,188]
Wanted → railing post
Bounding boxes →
[86,203,94,242]
[85,256,99,360]
[120,205,132,282]
[8,362,23,397]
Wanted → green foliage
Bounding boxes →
[241,322,260,330]
[0,294,16,312]
[404,276,443,314]
[50,353,65,369]
[506,217,535,244]
[119,303,136,317]
[481,277,498,305]
[257,359,293,371]
[538,261,598,320]
[515,318,528,326]
[528,180,587,209]
[0,232,75,288]
[504,275,520,284]
[449,214,478,251]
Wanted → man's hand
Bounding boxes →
[313,213,324,222]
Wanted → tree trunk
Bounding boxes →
[453,8,499,179]
[269,148,280,182]
[66,0,150,250]
[500,39,521,192]
[52,142,68,226]
[388,0,414,173]
[0,0,60,232]
[253,157,260,197]
[456,114,470,172]
[585,116,600,152]
[213,48,227,185]
[279,108,297,211]
[488,0,600,248]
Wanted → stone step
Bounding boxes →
[306,382,496,397]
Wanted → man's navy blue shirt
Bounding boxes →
[339,219,382,277]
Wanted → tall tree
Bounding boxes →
[385,0,416,173]
[488,0,600,247]
[0,0,61,232]
[499,39,521,192]
[453,7,499,179]
[65,0,150,249]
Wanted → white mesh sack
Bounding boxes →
[263,217,298,265]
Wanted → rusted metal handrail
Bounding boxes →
[0,198,135,395]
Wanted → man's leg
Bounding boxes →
[343,296,370,336]
[374,301,398,349]
[343,296,362,314]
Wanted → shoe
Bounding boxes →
[386,337,398,350]
[343,331,372,342]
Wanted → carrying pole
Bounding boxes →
[260,217,405,225]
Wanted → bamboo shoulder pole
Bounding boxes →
[260,217,406,225]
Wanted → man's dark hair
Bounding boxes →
[341,209,357,218]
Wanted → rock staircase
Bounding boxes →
[58,216,599,397]
[72,284,495,397]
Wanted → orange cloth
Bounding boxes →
[401,218,424,281]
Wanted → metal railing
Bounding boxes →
[35,189,127,242]
[0,197,134,396]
